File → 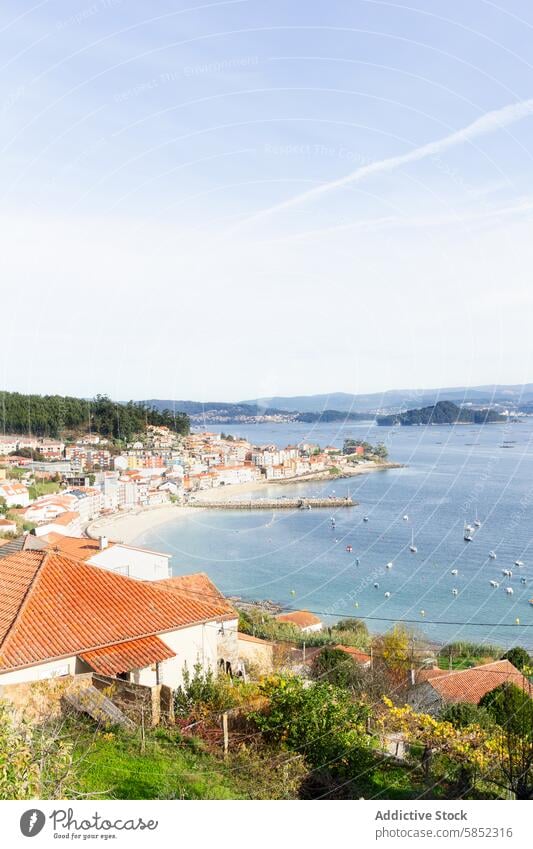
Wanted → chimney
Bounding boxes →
[98,535,108,550]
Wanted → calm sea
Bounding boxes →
[136,420,533,648]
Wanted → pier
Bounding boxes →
[189,496,357,509]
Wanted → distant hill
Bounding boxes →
[145,399,291,417]
[376,401,506,427]
[242,384,533,413]
[146,399,369,423]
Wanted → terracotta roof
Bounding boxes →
[80,635,175,676]
[48,512,80,526]
[422,660,531,704]
[276,610,322,629]
[158,572,224,600]
[39,533,113,560]
[0,550,236,671]
[335,644,372,665]
[238,632,274,646]
[411,666,449,684]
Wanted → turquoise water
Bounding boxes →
[137,420,533,648]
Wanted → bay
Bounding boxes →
[137,420,533,648]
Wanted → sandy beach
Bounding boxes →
[86,504,200,545]
[85,461,401,545]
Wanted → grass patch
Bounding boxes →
[28,481,61,500]
[73,725,246,800]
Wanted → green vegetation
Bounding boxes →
[237,608,371,650]
[252,676,375,785]
[342,439,388,460]
[479,683,533,799]
[310,646,362,690]
[28,481,61,500]
[439,702,495,730]
[0,391,189,440]
[501,646,532,673]
[377,400,505,427]
[438,641,503,670]
[74,725,247,800]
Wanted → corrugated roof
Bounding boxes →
[0,535,26,560]
[0,550,236,671]
[80,635,175,676]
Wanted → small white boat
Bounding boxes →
[386,561,393,569]
[505,587,514,595]
[452,588,458,596]
[374,582,379,588]
[514,560,525,568]
[520,577,527,585]
[384,591,391,598]
[451,569,458,576]
[403,515,409,521]
[363,516,369,523]
[474,510,481,528]
[409,530,417,553]
[489,580,499,588]
[502,569,513,578]
[489,551,497,559]
[464,523,473,542]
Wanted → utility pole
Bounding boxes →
[222,712,229,757]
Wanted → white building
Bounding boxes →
[0,551,238,691]
[0,481,31,508]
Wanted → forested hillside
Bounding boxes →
[0,392,190,440]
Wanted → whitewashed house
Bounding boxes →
[0,551,238,690]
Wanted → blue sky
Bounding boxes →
[2,0,533,401]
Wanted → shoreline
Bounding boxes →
[86,460,403,544]
[86,504,201,545]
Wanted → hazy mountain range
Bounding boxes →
[147,384,533,417]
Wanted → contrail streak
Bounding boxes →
[230,97,533,230]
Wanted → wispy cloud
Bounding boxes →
[229,97,533,230]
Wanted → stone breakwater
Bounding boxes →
[188,496,356,509]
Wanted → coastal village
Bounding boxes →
[0,426,388,538]
[0,412,532,801]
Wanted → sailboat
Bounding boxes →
[474,510,481,528]
[409,530,417,553]
[463,522,473,542]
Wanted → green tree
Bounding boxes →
[440,702,494,730]
[501,647,531,673]
[311,647,362,691]
[0,700,74,799]
[252,676,375,783]
[479,683,533,799]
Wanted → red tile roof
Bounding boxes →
[80,635,175,677]
[276,610,322,629]
[158,573,224,599]
[0,551,236,671]
[40,533,107,560]
[238,632,274,646]
[47,512,80,526]
[422,660,531,704]
[335,644,372,665]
